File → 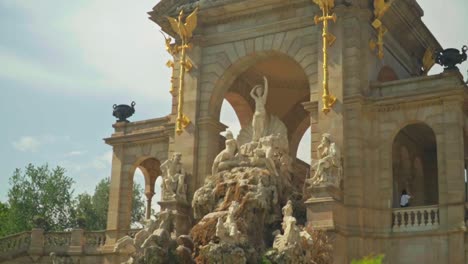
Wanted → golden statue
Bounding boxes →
[369,26,387,60]
[370,0,395,60]
[312,0,337,114]
[166,7,199,135]
[373,0,395,22]
[167,8,199,44]
[422,47,436,75]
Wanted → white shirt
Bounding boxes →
[400,194,411,206]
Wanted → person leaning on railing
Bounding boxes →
[400,189,413,207]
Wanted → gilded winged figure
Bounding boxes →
[167,7,199,43]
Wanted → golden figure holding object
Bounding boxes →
[166,7,199,135]
[313,0,337,114]
[369,0,395,60]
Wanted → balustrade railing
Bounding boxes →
[392,205,439,232]
[0,232,31,259]
[83,231,106,253]
[0,228,144,259]
[44,232,72,252]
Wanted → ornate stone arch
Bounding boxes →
[201,28,318,120]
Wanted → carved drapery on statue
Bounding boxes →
[160,153,187,202]
[307,133,343,188]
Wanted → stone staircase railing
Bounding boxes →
[0,227,144,262]
[0,228,135,263]
[0,231,31,260]
[392,205,439,232]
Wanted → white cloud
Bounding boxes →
[91,151,113,170]
[12,136,41,152]
[65,150,86,157]
[0,0,172,102]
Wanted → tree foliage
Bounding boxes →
[5,164,75,234]
[75,178,145,230]
[0,164,146,236]
[0,202,10,236]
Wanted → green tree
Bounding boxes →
[4,164,75,234]
[0,202,11,236]
[75,178,145,230]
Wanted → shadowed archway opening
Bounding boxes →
[214,52,310,162]
[392,123,438,207]
[132,158,162,227]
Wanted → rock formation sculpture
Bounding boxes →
[113,209,195,264]
[160,152,187,202]
[265,200,316,264]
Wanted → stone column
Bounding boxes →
[302,101,319,166]
[440,98,466,263]
[145,191,154,220]
[195,116,228,188]
[104,140,133,250]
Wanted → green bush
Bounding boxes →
[351,254,384,264]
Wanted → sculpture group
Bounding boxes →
[115,77,343,263]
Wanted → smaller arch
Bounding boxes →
[131,157,163,220]
[377,66,399,82]
[390,121,437,146]
[392,122,438,207]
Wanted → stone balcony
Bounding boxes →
[392,205,440,232]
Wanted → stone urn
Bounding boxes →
[435,45,467,71]
[113,101,136,123]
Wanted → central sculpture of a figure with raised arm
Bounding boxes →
[250,76,269,142]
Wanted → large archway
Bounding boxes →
[392,123,438,207]
[212,52,311,159]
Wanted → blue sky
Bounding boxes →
[0,0,467,204]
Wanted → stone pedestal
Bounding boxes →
[305,185,342,230]
[158,200,192,236]
[28,228,44,261]
[68,229,84,254]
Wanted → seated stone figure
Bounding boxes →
[160,153,187,202]
[309,133,342,187]
[212,130,238,175]
[251,148,278,176]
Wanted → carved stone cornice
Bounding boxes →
[104,116,172,146]
[382,0,442,63]
[373,99,443,113]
